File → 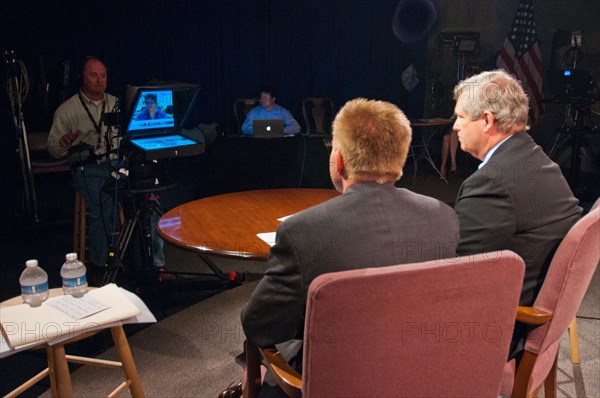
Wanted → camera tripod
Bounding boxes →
[549,102,599,192]
[102,181,166,287]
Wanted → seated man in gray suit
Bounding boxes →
[236,98,459,398]
[452,70,582,360]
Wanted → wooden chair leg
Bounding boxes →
[50,343,74,398]
[46,345,59,398]
[544,353,558,398]
[244,340,262,398]
[568,317,580,364]
[111,325,145,398]
[3,367,51,398]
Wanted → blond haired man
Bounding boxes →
[239,98,458,398]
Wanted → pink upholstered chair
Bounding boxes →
[500,198,600,397]
[245,251,525,398]
[567,198,600,364]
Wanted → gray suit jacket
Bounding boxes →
[455,132,582,306]
[242,181,459,348]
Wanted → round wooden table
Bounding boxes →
[157,188,339,261]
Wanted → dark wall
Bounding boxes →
[1,0,430,214]
[161,135,334,210]
[1,0,428,134]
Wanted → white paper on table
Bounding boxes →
[0,285,156,358]
[259,214,297,246]
[257,232,277,247]
[46,294,110,320]
[0,284,140,349]
[119,287,156,324]
[277,214,293,222]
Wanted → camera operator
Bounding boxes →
[47,56,166,276]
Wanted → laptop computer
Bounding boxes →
[252,118,285,138]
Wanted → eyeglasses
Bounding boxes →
[146,101,155,105]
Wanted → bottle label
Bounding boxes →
[21,281,49,295]
[62,275,87,287]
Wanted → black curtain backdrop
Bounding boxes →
[1,0,428,135]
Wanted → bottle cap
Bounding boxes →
[26,259,38,267]
[66,253,78,261]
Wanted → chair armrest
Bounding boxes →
[259,347,302,398]
[516,306,553,325]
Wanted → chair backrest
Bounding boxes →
[301,251,525,398]
[234,97,259,134]
[523,199,600,391]
[302,97,334,135]
[27,132,71,174]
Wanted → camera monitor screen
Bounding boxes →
[129,133,202,159]
[123,83,200,138]
[127,89,175,134]
[130,134,198,152]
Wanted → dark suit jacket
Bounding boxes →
[455,132,582,307]
[242,181,459,348]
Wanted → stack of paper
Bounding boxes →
[0,284,152,351]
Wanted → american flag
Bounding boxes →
[496,0,544,123]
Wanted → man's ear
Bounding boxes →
[482,111,496,134]
[335,150,345,176]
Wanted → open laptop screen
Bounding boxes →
[252,118,285,137]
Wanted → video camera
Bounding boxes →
[119,82,204,161]
[549,68,599,106]
[99,82,203,192]
[548,30,599,107]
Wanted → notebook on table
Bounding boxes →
[252,118,285,138]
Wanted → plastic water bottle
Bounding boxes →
[19,259,49,307]
[60,252,88,297]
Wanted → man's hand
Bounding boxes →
[59,130,82,149]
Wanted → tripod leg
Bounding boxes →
[549,128,566,159]
[582,142,600,169]
[124,193,157,284]
[150,204,166,269]
[102,215,137,285]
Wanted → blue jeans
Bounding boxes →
[72,163,115,267]
[150,204,166,268]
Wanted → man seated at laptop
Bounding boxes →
[242,85,301,136]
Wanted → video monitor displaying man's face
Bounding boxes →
[127,89,175,134]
